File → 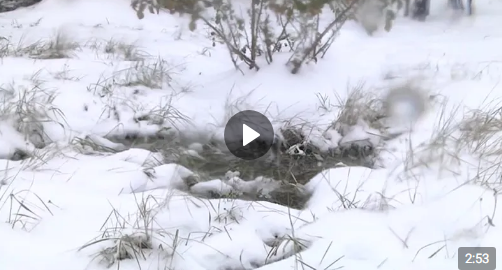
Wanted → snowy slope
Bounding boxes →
[0,0,502,269]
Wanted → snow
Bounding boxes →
[0,0,502,269]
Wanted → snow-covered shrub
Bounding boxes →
[131,0,404,74]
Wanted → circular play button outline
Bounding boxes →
[224,110,275,160]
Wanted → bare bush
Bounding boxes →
[131,0,403,74]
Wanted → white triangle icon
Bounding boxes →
[242,124,260,147]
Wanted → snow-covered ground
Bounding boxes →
[0,0,501,269]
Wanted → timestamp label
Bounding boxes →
[458,247,496,270]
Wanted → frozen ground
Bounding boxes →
[0,0,502,269]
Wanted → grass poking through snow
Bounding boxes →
[1,32,80,59]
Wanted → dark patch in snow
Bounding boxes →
[0,0,41,13]
[103,122,382,209]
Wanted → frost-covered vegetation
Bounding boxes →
[0,0,501,270]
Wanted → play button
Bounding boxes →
[242,124,260,146]
[224,110,274,160]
